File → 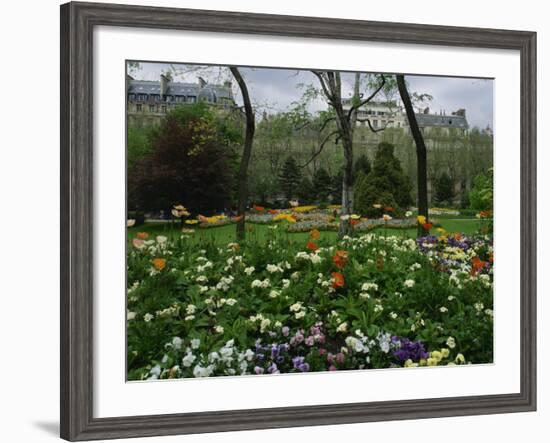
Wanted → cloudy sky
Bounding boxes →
[130,62,493,130]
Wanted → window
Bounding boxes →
[161,106,167,113]
[188,96,196,103]
[136,104,142,112]
[149,104,155,112]
[372,119,378,128]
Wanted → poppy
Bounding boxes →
[332,272,345,289]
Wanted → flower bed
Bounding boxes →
[127,230,493,380]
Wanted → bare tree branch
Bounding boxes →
[299,130,339,168]
[311,70,334,103]
[356,117,390,133]
[346,75,386,121]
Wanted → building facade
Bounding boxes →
[127,74,236,126]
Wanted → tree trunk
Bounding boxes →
[230,67,255,242]
[396,74,429,237]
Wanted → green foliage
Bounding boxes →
[128,103,239,214]
[353,154,371,179]
[330,169,343,204]
[126,230,493,379]
[278,156,302,201]
[433,172,455,206]
[127,125,153,169]
[312,167,332,203]
[469,168,493,211]
[354,142,413,216]
[296,176,316,204]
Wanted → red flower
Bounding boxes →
[350,219,359,226]
[422,222,433,231]
[471,256,488,275]
[253,205,265,212]
[332,250,348,269]
[306,241,319,252]
[232,214,244,222]
[332,272,345,289]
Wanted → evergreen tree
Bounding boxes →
[353,142,413,217]
[278,156,302,201]
[296,176,316,204]
[330,169,343,204]
[433,171,455,206]
[353,154,371,179]
[312,167,332,203]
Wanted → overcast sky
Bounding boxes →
[131,62,493,130]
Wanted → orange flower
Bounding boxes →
[332,250,348,269]
[454,233,463,241]
[232,214,244,222]
[136,232,149,240]
[306,241,319,252]
[422,222,433,231]
[350,219,359,226]
[489,253,494,263]
[471,256,487,275]
[383,206,394,212]
[310,229,321,240]
[267,209,279,215]
[253,205,265,212]
[479,210,493,218]
[331,272,345,289]
[152,258,166,271]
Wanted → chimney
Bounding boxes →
[198,76,207,88]
[160,74,170,100]
[453,108,466,117]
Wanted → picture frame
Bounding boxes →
[60,1,537,441]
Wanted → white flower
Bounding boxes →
[196,275,208,283]
[474,302,484,312]
[182,352,196,367]
[269,290,280,299]
[345,336,366,353]
[390,312,398,319]
[340,214,350,221]
[361,282,379,292]
[244,266,255,275]
[143,313,154,322]
[289,302,303,312]
[214,325,224,334]
[251,278,270,289]
[439,306,448,313]
[156,235,168,244]
[266,264,283,273]
[127,219,136,227]
[127,311,137,321]
[409,263,421,271]
[193,364,214,378]
[149,364,161,379]
[294,311,305,319]
[190,338,201,349]
[446,336,456,349]
[382,214,392,221]
[405,211,413,217]
[172,336,183,350]
[184,315,195,321]
[404,279,415,288]
[336,322,348,333]
[260,318,271,332]
[225,298,237,306]
[186,304,197,315]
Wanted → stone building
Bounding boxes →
[126,74,236,126]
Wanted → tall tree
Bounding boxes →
[312,167,332,203]
[396,74,429,236]
[433,171,455,206]
[309,71,389,237]
[279,156,302,201]
[230,67,255,241]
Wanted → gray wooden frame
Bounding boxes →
[60,1,537,441]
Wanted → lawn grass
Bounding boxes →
[128,218,483,246]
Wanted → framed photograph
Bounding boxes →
[60,1,536,440]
